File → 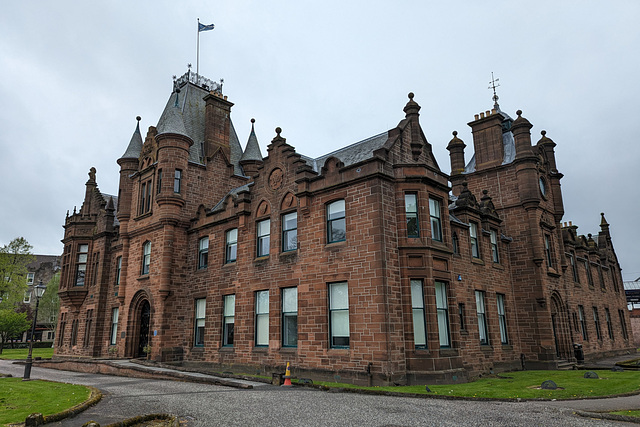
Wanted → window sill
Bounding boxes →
[480,345,493,352]
[137,275,150,281]
[279,250,298,261]
[546,268,561,278]
[134,212,153,221]
[219,346,235,353]
[325,240,347,250]
[501,344,513,350]
[280,347,298,353]
[254,256,269,265]
[328,348,350,355]
[191,346,204,352]
[491,262,503,270]
[439,348,459,357]
[222,261,237,267]
[253,346,269,353]
[195,267,208,274]
[471,258,485,266]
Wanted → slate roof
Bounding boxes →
[120,121,143,159]
[211,183,253,213]
[240,121,263,162]
[156,81,244,175]
[299,132,389,172]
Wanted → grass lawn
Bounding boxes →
[0,348,54,360]
[610,410,640,418]
[297,370,640,400]
[0,378,90,425]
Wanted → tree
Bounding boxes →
[0,237,35,306]
[0,309,30,353]
[38,272,60,331]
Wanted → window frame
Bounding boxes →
[256,219,271,257]
[282,287,298,347]
[569,252,579,283]
[174,169,182,194]
[435,281,450,348]
[475,290,489,345]
[225,228,238,263]
[497,293,508,344]
[75,244,89,286]
[605,308,614,340]
[194,298,206,347]
[578,305,588,340]
[405,193,420,238]
[157,169,162,194]
[593,307,602,340]
[469,223,480,259]
[490,230,499,263]
[282,211,298,252]
[329,282,350,348]
[141,241,151,275]
[255,290,269,347]
[429,197,443,242]
[198,236,209,270]
[327,200,346,244]
[115,256,122,287]
[410,279,427,349]
[222,294,235,347]
[110,307,119,345]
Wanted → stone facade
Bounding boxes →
[55,72,634,384]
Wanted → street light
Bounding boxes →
[23,280,46,380]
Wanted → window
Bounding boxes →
[255,290,269,346]
[257,219,271,257]
[282,212,297,252]
[618,309,629,340]
[26,272,34,285]
[282,287,298,347]
[497,293,508,344]
[584,260,594,287]
[174,169,182,193]
[115,256,122,287]
[58,313,67,347]
[605,308,613,340]
[223,295,235,346]
[405,193,419,238]
[610,269,619,292]
[226,229,238,263]
[410,279,427,349]
[141,179,152,214]
[110,308,119,345]
[329,282,349,348]
[327,200,346,243]
[452,233,459,255]
[578,305,588,340]
[198,237,209,269]
[84,309,93,348]
[475,291,488,345]
[92,252,100,287]
[470,223,480,258]
[458,303,466,331]
[490,230,499,263]
[141,241,151,275]
[435,281,450,348]
[429,198,442,242]
[157,169,162,194]
[75,244,89,286]
[194,299,206,347]
[544,235,553,268]
[569,252,579,283]
[598,266,605,290]
[23,289,31,304]
[593,307,602,340]
[71,319,79,346]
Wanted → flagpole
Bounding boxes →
[196,18,200,79]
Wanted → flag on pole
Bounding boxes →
[198,22,215,32]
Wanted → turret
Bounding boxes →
[116,116,143,222]
[239,118,263,177]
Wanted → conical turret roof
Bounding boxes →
[120,117,143,159]
[240,119,263,162]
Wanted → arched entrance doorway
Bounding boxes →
[550,293,572,360]
[137,300,151,357]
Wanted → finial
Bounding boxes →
[136,116,141,122]
[188,63,192,70]
[541,130,546,136]
[516,110,522,117]
[489,72,500,108]
[251,118,255,124]
[482,189,488,195]
[275,127,282,136]
[453,131,458,136]
[408,92,414,100]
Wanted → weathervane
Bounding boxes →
[488,72,500,109]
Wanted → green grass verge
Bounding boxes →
[0,378,91,425]
[0,348,54,360]
[295,370,640,400]
[610,410,640,418]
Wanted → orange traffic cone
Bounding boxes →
[282,361,292,387]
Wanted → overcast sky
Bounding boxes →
[1,1,638,280]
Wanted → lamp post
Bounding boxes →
[23,280,46,380]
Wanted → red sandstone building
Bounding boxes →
[55,71,633,384]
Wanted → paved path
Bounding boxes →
[1,360,637,427]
